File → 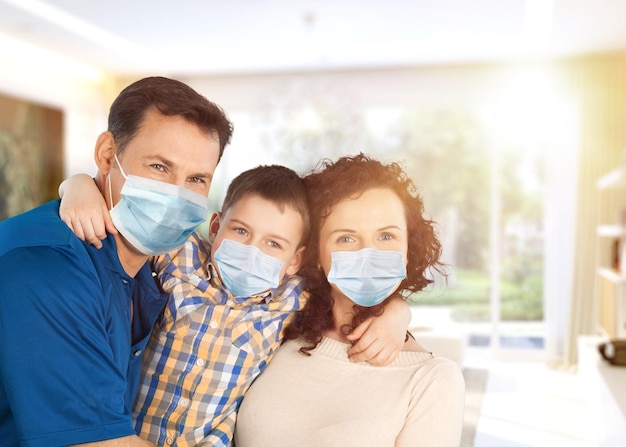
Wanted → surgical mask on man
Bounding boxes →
[213,239,283,297]
[327,248,407,307]
[108,154,208,256]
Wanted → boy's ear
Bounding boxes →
[208,212,221,243]
[94,131,117,176]
[285,246,306,276]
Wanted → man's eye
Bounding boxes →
[151,164,165,171]
[189,177,205,184]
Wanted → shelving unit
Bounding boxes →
[595,167,626,338]
[581,167,626,446]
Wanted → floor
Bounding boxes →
[466,349,601,447]
[408,307,604,446]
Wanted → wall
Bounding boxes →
[0,44,114,178]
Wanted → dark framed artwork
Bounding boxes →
[0,92,64,220]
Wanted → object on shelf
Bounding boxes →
[599,339,626,366]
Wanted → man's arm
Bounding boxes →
[0,245,141,446]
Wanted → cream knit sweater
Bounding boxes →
[235,336,465,447]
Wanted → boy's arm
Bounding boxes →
[73,434,158,446]
[346,296,411,366]
[59,174,117,248]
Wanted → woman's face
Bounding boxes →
[318,187,408,297]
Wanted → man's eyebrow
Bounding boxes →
[146,155,214,180]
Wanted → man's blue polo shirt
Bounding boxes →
[0,200,168,447]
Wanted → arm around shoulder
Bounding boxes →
[59,173,117,248]
[71,434,158,447]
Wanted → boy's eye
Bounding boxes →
[337,235,355,243]
[234,227,248,236]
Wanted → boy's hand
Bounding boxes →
[347,296,411,366]
[59,174,117,249]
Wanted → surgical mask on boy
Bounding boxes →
[108,154,208,256]
[213,239,284,297]
[327,248,407,307]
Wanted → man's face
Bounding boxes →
[108,108,221,207]
[209,193,305,280]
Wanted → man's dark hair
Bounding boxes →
[108,76,233,159]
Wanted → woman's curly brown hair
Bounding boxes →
[283,153,445,354]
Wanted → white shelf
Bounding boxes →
[597,225,625,237]
[597,167,626,190]
[597,267,626,283]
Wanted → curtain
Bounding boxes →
[563,54,626,365]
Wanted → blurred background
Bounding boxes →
[2,1,626,445]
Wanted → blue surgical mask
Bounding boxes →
[213,239,284,297]
[108,154,208,256]
[327,248,407,307]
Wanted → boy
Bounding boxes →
[133,164,309,446]
[60,165,410,447]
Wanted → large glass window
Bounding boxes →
[208,73,577,362]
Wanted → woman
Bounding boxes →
[234,153,465,447]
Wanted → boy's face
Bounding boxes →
[209,193,305,281]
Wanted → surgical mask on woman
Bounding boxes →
[327,248,406,307]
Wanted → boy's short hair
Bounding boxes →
[221,165,310,247]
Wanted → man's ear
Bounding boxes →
[285,246,306,276]
[94,131,117,176]
[208,212,221,244]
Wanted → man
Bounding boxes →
[0,76,233,447]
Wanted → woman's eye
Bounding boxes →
[380,232,394,241]
[337,235,354,243]
[267,240,281,249]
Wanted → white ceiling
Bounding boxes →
[2,0,626,77]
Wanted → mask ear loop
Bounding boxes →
[107,173,113,211]
[108,153,127,211]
